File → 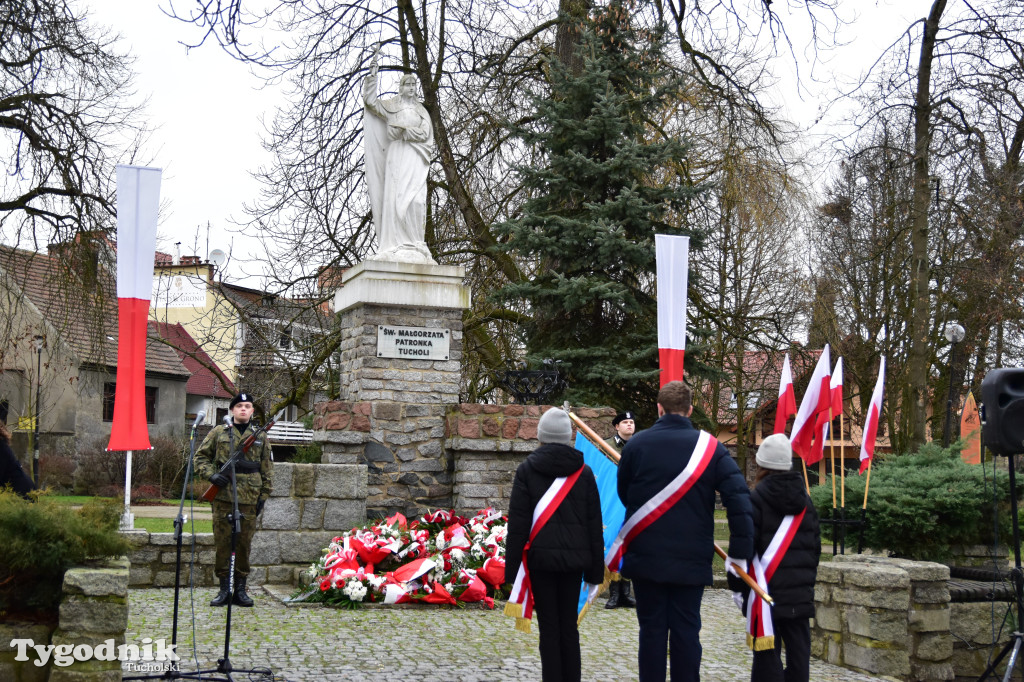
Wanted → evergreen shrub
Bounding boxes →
[809,442,1013,562]
[0,491,131,615]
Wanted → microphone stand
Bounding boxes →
[124,415,224,680]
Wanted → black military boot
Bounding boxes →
[210,577,231,607]
[232,574,254,608]
[605,580,620,609]
[618,579,636,608]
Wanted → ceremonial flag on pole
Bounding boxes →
[656,234,689,385]
[821,358,844,442]
[774,353,797,435]
[859,357,886,474]
[107,165,161,452]
[574,432,626,620]
[791,344,831,465]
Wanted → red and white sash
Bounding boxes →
[504,465,585,632]
[605,430,718,572]
[746,507,807,651]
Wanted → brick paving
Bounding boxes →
[123,586,884,681]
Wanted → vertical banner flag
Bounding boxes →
[821,357,844,442]
[575,432,626,619]
[655,235,689,385]
[859,357,886,473]
[791,344,831,465]
[774,353,796,435]
[107,165,161,452]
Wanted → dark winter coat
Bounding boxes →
[0,439,35,497]
[617,413,753,585]
[504,443,605,585]
[732,470,820,620]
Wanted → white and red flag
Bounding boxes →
[791,344,831,465]
[774,353,796,435]
[655,234,689,385]
[859,357,886,474]
[107,165,161,452]
[821,357,844,442]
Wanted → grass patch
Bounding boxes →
[135,517,213,534]
[48,495,211,510]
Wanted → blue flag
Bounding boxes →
[575,432,625,618]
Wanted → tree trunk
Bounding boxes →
[903,0,947,452]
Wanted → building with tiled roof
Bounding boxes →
[150,321,237,424]
[694,347,891,481]
[0,241,191,465]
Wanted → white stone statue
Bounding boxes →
[362,48,435,264]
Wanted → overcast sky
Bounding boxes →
[83,0,937,282]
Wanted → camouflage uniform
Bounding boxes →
[195,422,273,579]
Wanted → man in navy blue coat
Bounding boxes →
[618,380,753,682]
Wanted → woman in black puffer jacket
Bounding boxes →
[730,433,820,682]
[505,408,604,682]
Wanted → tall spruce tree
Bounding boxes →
[495,1,702,415]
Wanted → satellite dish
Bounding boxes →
[208,249,227,269]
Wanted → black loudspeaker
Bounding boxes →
[981,368,1024,456]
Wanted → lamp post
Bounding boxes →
[31,335,44,485]
[943,323,965,448]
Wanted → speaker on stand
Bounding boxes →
[979,368,1024,682]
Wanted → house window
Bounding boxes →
[279,325,293,350]
[103,383,158,423]
[729,391,761,410]
[103,382,115,421]
[145,386,158,424]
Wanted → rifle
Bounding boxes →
[201,409,286,502]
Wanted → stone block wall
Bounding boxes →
[0,558,131,682]
[127,462,366,587]
[445,405,616,515]
[337,303,463,404]
[313,400,453,519]
[813,555,954,681]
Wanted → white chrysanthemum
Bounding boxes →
[471,543,486,559]
[343,580,367,601]
[435,535,447,551]
[367,574,386,590]
[450,548,466,564]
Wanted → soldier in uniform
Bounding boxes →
[604,410,637,609]
[195,393,273,607]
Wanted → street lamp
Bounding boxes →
[943,323,965,448]
[31,335,44,485]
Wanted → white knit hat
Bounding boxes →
[537,408,573,445]
[756,433,793,471]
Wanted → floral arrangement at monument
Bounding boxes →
[292,507,510,608]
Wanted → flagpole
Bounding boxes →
[567,410,772,606]
[801,458,810,495]
[840,414,846,509]
[829,408,836,510]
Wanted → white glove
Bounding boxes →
[732,591,744,612]
[725,556,748,578]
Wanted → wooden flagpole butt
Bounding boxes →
[862,461,872,510]
[840,414,846,509]
[801,458,811,495]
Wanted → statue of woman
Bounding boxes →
[362,50,435,264]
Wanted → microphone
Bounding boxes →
[192,410,206,428]
[223,414,232,427]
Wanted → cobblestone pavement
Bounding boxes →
[124,587,884,681]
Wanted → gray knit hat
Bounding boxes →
[537,408,573,445]
[756,433,793,471]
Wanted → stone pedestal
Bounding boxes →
[325,259,471,518]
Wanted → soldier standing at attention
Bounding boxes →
[195,393,273,608]
[605,410,637,609]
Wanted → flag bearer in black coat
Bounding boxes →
[604,410,636,609]
[505,407,605,682]
[729,433,821,682]
[618,380,753,682]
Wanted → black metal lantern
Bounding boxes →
[499,359,568,405]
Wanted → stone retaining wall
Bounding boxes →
[0,557,130,682]
[126,462,366,588]
[445,404,616,513]
[813,555,954,681]
[313,400,617,519]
